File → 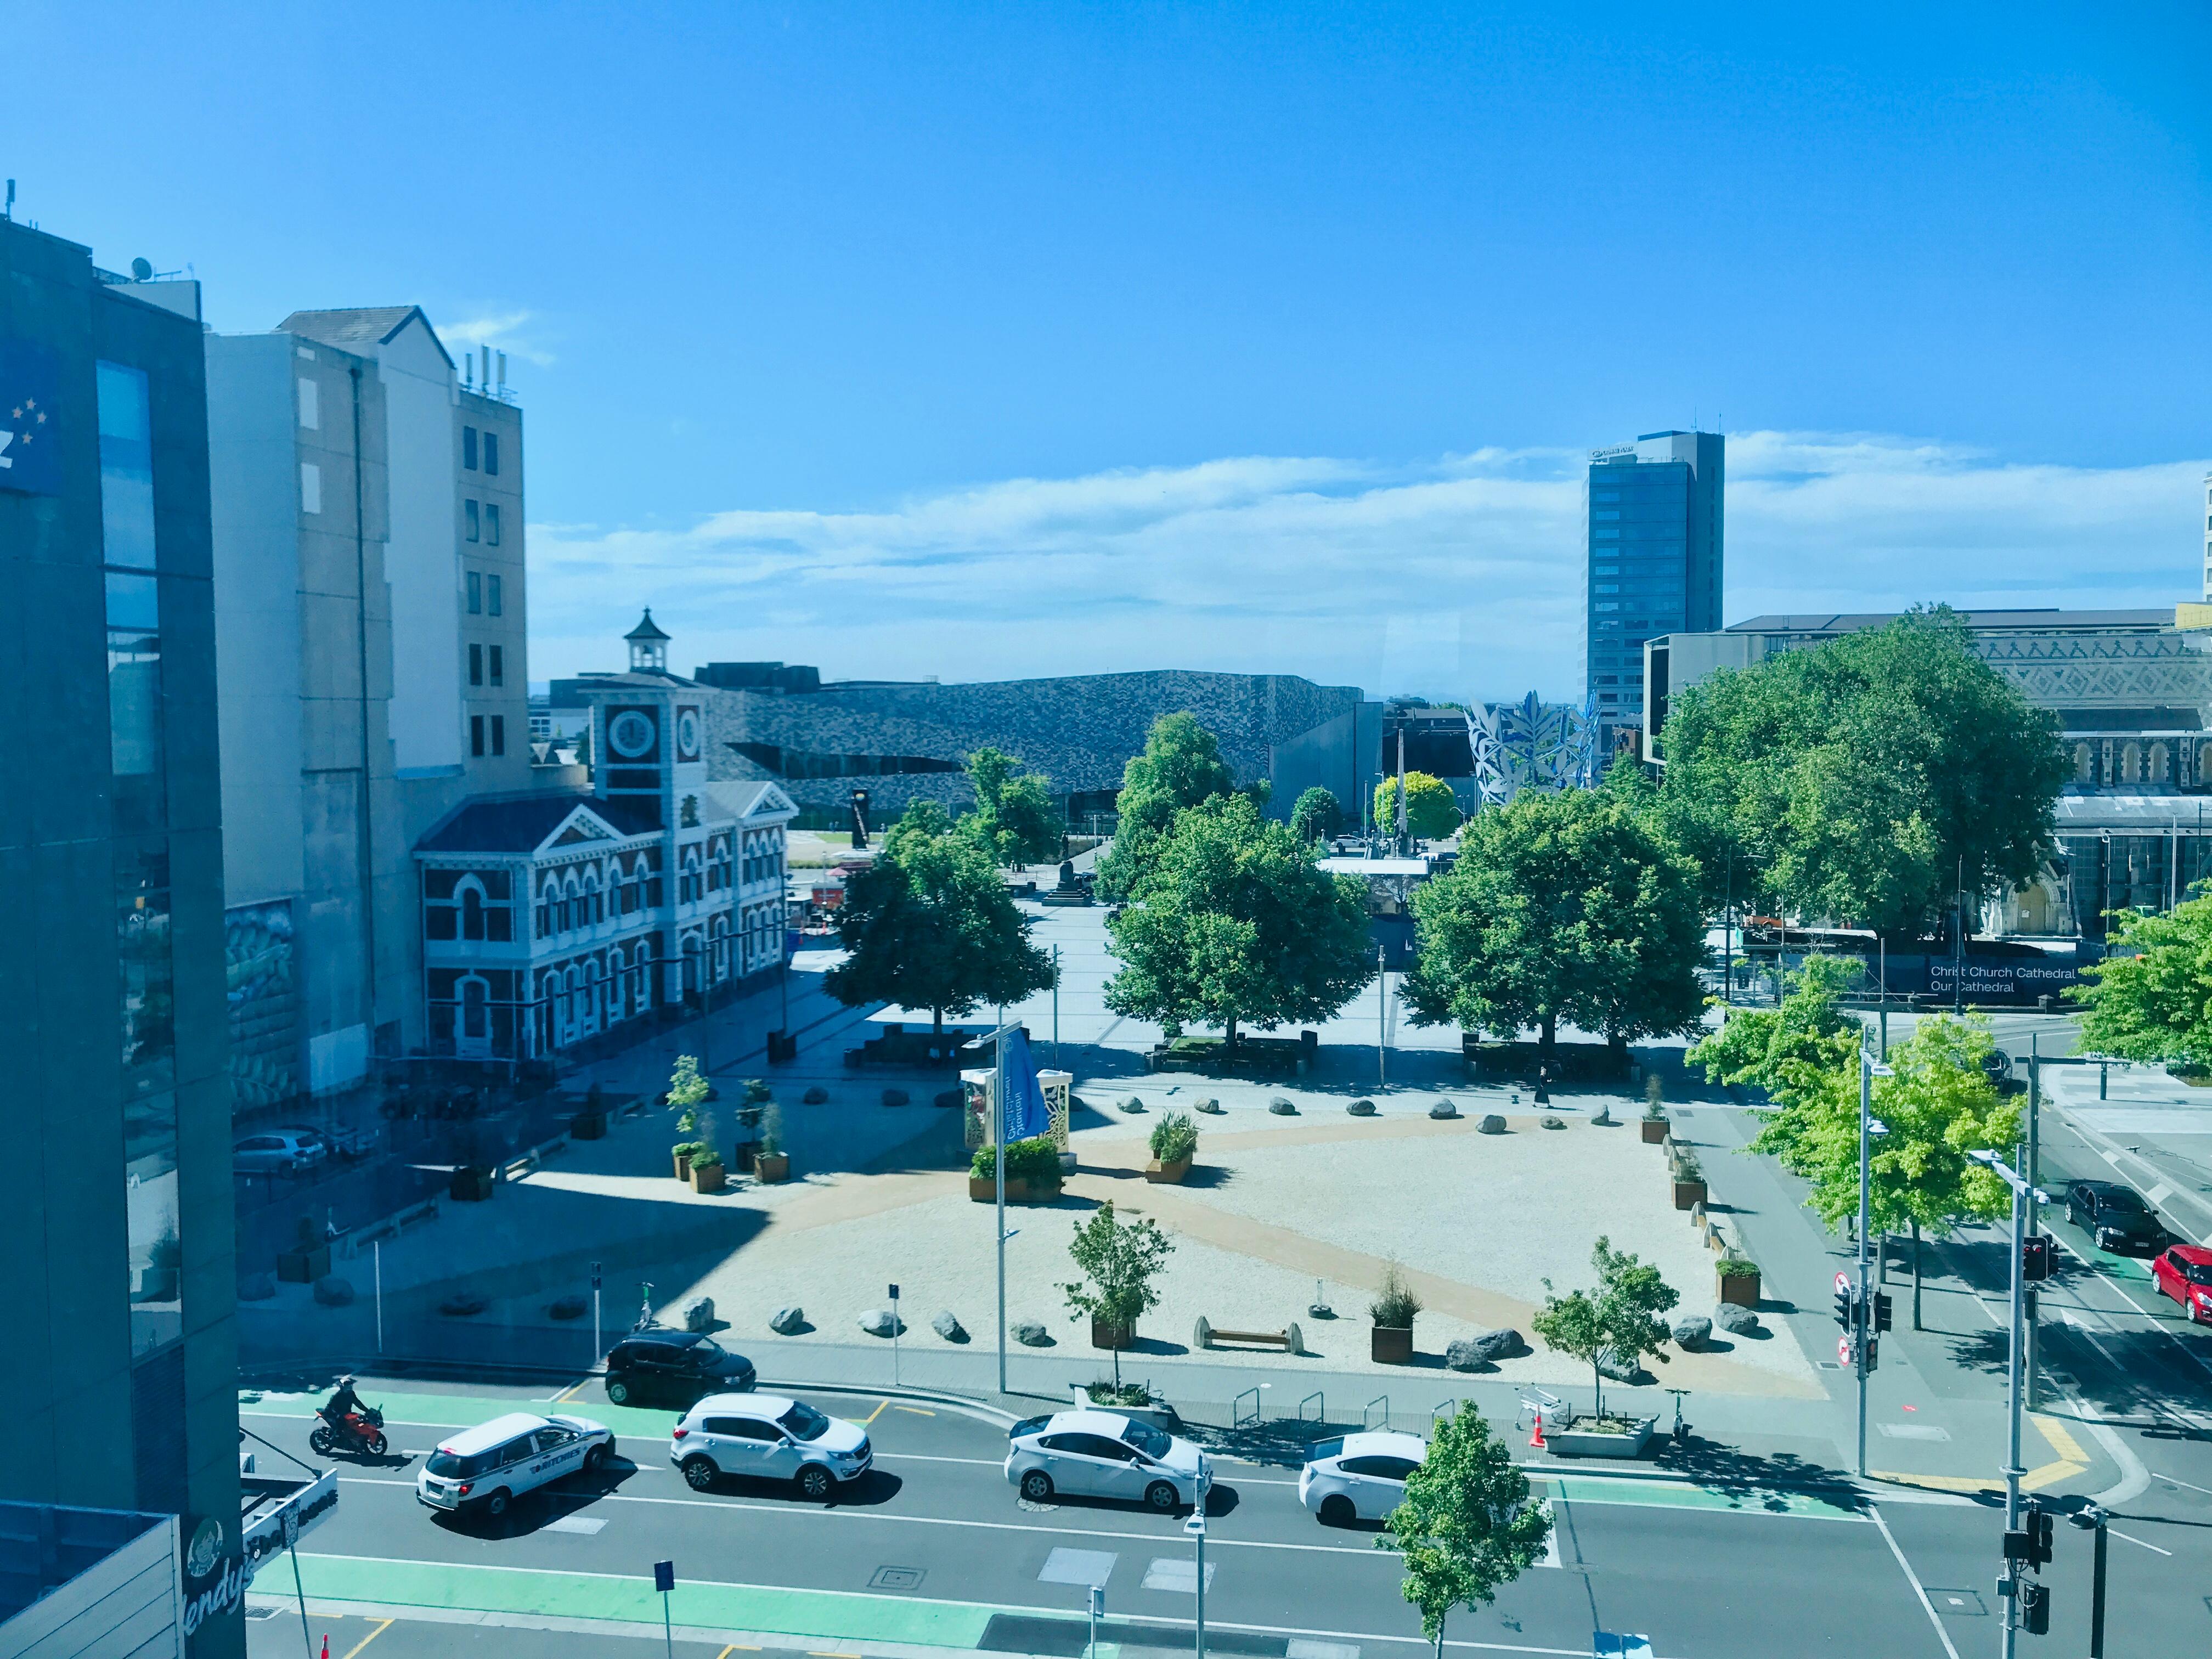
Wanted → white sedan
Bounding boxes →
[416,1411,613,1520]
[1004,1410,1211,1511]
[1299,1430,1426,1524]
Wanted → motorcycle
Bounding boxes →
[309,1404,388,1458]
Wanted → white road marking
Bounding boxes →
[2155,1471,2212,1498]
[2108,1527,2172,1556]
[1869,1505,1962,1659]
[541,1515,606,1535]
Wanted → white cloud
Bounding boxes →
[435,308,555,367]
[528,432,2210,699]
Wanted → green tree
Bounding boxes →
[825,800,1056,1035]
[1658,607,2068,936]
[1289,785,1346,845]
[1373,772,1463,842]
[1104,793,1374,1043]
[1696,978,2019,1329]
[962,746,1063,868]
[1402,786,1706,1058]
[1379,1404,1551,1659]
[666,1052,710,1145]
[1060,1200,1175,1389]
[2070,893,2212,1069]
[1095,714,1239,899]
[1531,1237,1679,1420]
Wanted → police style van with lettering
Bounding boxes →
[416,1410,614,1520]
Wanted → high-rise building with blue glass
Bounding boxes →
[1584,429,1724,757]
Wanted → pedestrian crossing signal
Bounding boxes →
[2022,1235,2052,1282]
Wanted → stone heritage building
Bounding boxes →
[1645,607,2212,939]
[415,615,794,1059]
[656,663,1386,833]
[1,218,245,1656]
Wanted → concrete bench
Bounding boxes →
[1194,1316,1304,1356]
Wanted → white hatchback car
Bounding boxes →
[232,1129,329,1174]
[416,1411,614,1520]
[669,1393,873,1499]
[1003,1410,1211,1512]
[1299,1431,1426,1525]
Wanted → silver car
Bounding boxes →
[1003,1409,1211,1511]
[1298,1430,1426,1524]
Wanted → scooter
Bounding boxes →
[309,1404,388,1458]
[1665,1388,1691,1446]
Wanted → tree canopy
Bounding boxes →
[1374,772,1463,842]
[1289,785,1346,844]
[962,746,1062,868]
[1104,792,1374,1042]
[825,800,1056,1034]
[1094,714,1240,899]
[1380,1404,1551,1659]
[1658,607,2068,936]
[1401,785,1706,1053]
[2070,892,2212,1069]
[1059,1200,1175,1389]
[1530,1237,1679,1420]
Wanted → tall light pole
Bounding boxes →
[1970,1147,2047,1659]
[979,1014,1024,1394]
[1184,1501,1208,1659]
[1856,1044,1892,1478]
[1376,943,1388,1092]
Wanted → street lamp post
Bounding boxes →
[2069,1505,2108,1658]
[978,1014,1025,1394]
[1184,1502,1208,1659]
[1969,1146,2049,1659]
[1855,1046,1892,1479]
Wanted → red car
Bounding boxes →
[2151,1245,2212,1324]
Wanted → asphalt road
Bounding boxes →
[247,1378,1983,1659]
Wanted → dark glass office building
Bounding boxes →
[1,218,243,1656]
[1584,430,1723,757]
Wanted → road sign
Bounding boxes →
[653,1560,675,1593]
[1835,1271,1852,1295]
[1839,1335,1855,1367]
[889,1283,900,1300]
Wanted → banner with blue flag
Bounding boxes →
[0,338,65,497]
[1000,1028,1052,1142]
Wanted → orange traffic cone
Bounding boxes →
[320,1638,330,1659]
[1529,1409,1545,1449]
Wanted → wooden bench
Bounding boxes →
[1193,1316,1304,1356]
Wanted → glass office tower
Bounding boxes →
[1584,430,1723,758]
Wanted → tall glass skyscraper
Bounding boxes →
[1584,430,1724,758]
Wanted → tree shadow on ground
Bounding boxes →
[1648,1435,1865,1512]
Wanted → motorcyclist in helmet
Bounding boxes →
[320,1375,364,1434]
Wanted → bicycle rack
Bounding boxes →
[1298,1391,1324,1425]
[1363,1395,1390,1430]
[1431,1397,1463,1430]
[1232,1386,1263,1429]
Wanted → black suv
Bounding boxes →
[2065,1180,2164,1255]
[603,1330,757,1406]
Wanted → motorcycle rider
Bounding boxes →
[320,1374,366,1439]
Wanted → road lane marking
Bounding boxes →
[1869,1506,1961,1659]
[857,1400,889,1426]
[338,1619,394,1659]
[2155,1471,2212,1497]
[2108,1528,2172,1556]
[893,1406,936,1417]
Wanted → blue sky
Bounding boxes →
[9,3,2210,698]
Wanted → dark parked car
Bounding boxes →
[2065,1180,2164,1254]
[603,1331,757,1406]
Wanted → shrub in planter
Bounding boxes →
[1370,1261,1421,1362]
[1716,1254,1762,1307]
[1147,1111,1199,1182]
[690,1149,727,1193]
[1672,1154,1708,1211]
[671,1141,706,1180]
[972,1135,1063,1186]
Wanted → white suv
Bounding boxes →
[416,1411,613,1520]
[1298,1430,1426,1524]
[669,1393,873,1499]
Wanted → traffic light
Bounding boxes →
[1872,1291,1894,1333]
[2022,1234,2053,1282]
[2025,1500,2054,1567]
[2020,1582,2050,1635]
[1834,1280,1858,1327]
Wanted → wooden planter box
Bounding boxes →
[968,1176,1057,1203]
[690,1162,727,1194]
[1144,1156,1192,1184]
[1673,1178,1708,1211]
[1091,1318,1135,1351]
[1371,1324,1414,1364]
[276,1244,330,1284]
[754,1152,791,1184]
[449,1166,494,1203]
[1544,1418,1657,1459]
[1718,1268,1762,1307]
[1640,1118,1669,1144]
[673,1151,693,1180]
[570,1111,607,1142]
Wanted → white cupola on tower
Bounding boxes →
[625,608,670,673]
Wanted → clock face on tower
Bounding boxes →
[607,708,657,761]
[676,706,702,762]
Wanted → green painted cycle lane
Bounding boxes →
[1533,1472,1862,1521]
[289,1551,1034,1649]
[241,1386,690,1440]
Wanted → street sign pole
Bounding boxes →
[592,1261,602,1372]
[654,1561,675,1659]
[284,1509,309,1659]
[1185,1508,1207,1659]
[1088,1584,1104,1659]
[889,1282,901,1388]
